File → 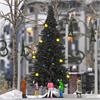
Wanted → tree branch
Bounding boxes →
[4,0,14,23]
[17,0,24,7]
[0,11,13,24]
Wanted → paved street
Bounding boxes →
[0,98,100,100]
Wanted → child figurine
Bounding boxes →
[76,77,82,98]
[34,82,39,96]
[21,77,27,98]
[59,79,64,98]
[47,81,54,98]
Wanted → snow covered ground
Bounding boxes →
[0,89,59,99]
[0,90,22,99]
[0,89,47,99]
[0,89,100,99]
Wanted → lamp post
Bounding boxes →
[0,40,8,57]
[65,16,86,94]
[88,17,98,94]
[66,14,99,93]
[17,28,37,90]
[67,16,85,65]
[74,16,98,94]
[94,28,98,94]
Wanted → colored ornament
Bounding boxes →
[48,48,51,51]
[59,59,64,63]
[35,73,39,77]
[42,64,45,67]
[44,23,48,28]
[33,80,35,84]
[32,55,36,59]
[52,63,55,65]
[56,38,60,42]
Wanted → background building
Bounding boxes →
[17,0,100,93]
[0,0,100,94]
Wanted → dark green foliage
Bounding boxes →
[31,6,68,87]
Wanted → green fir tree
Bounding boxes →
[31,6,67,87]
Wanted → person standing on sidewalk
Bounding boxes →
[47,81,54,98]
[34,82,39,96]
[59,79,64,98]
[76,76,82,98]
[21,77,27,98]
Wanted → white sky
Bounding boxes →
[0,0,94,14]
[0,0,10,14]
[85,0,94,4]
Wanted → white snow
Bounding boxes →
[0,89,22,99]
[0,89,59,99]
[1,89,100,99]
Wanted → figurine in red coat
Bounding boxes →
[21,78,27,98]
[47,82,54,98]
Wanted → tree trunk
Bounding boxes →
[12,31,18,89]
[12,0,18,89]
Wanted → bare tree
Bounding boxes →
[0,0,25,89]
[51,0,61,21]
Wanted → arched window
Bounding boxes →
[72,18,79,32]
[29,6,34,13]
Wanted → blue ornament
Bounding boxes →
[42,64,45,67]
[47,34,50,37]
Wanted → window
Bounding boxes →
[97,40,100,49]
[0,60,5,71]
[97,60,100,64]
[72,18,79,32]
[8,42,12,48]
[68,40,78,53]
[29,36,33,42]
[29,6,34,13]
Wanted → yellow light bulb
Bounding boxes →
[66,74,70,79]
[32,51,35,54]
[35,73,39,77]
[68,36,73,42]
[26,27,33,33]
[59,59,64,63]
[39,39,43,43]
[32,56,36,59]
[44,23,48,28]
[56,38,60,42]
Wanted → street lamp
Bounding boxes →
[0,40,8,57]
[65,16,86,94]
[67,16,85,64]
[21,38,37,62]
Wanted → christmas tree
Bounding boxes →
[31,6,67,87]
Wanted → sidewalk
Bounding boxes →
[64,94,100,98]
